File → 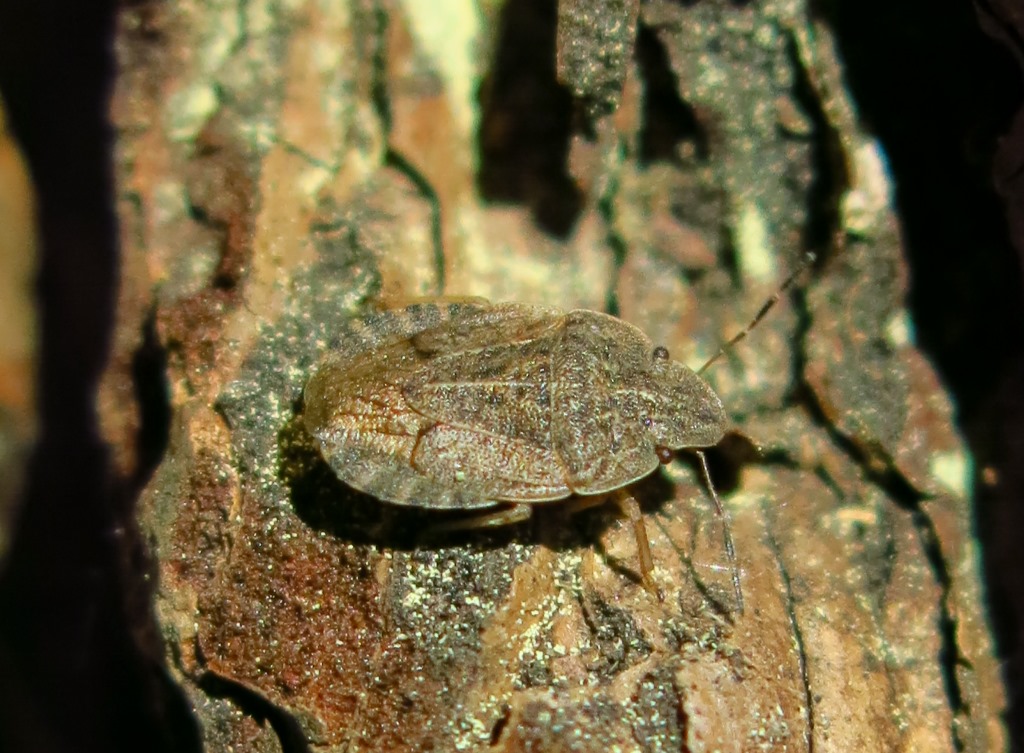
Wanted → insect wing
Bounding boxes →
[304,303,505,511]
[401,304,571,501]
[402,304,560,446]
[407,302,560,356]
[325,301,492,363]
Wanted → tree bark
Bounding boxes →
[0,92,37,569]
[105,0,1006,751]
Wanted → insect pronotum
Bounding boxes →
[303,256,814,612]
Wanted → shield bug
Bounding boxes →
[304,257,813,611]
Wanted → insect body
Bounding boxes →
[304,300,738,604]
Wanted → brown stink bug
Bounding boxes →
[303,258,813,611]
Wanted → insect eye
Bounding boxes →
[655,446,674,464]
[642,416,653,428]
[652,345,669,361]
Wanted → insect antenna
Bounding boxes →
[692,252,815,614]
[697,251,816,376]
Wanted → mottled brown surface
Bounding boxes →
[0,93,37,569]
[106,0,1006,752]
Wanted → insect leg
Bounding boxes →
[612,491,662,601]
[696,450,744,614]
[427,503,533,532]
[558,495,608,516]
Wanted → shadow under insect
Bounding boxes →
[278,409,691,577]
[278,412,541,554]
[279,413,438,551]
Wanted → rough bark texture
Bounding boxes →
[0,93,37,569]
[104,1,1006,751]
